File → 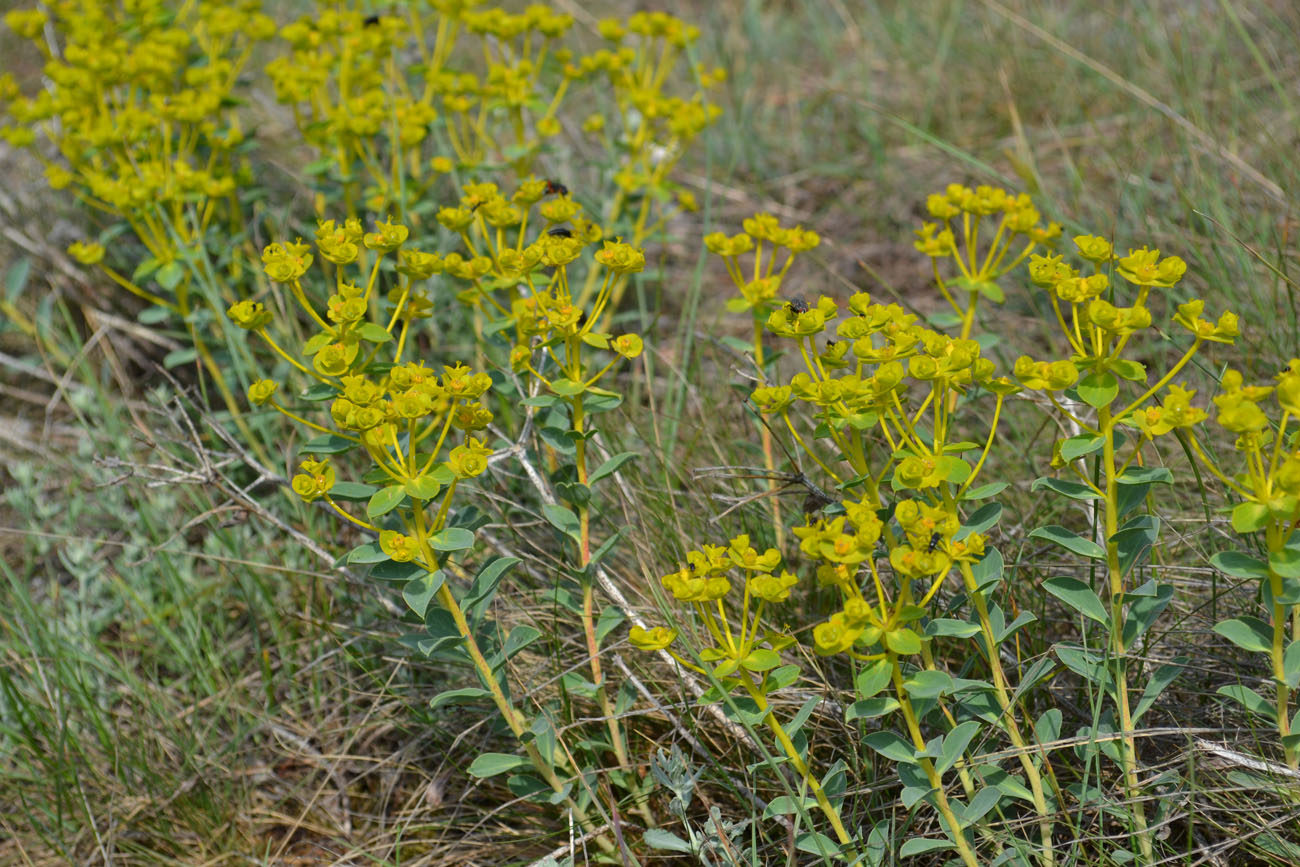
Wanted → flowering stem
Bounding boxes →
[890,654,980,867]
[741,678,858,860]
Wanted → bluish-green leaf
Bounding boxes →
[589,451,639,485]
[430,527,476,551]
[1077,371,1119,408]
[1133,659,1184,723]
[1211,551,1271,579]
[957,502,1002,539]
[1217,684,1276,722]
[1271,549,1300,579]
[430,687,490,711]
[1060,433,1105,461]
[1043,576,1108,624]
[900,838,955,857]
[542,503,581,542]
[1214,617,1273,654]
[1032,476,1101,501]
[903,669,953,700]
[642,829,693,853]
[863,730,917,763]
[856,659,893,700]
[300,434,355,455]
[1116,466,1173,486]
[938,721,980,775]
[845,697,899,721]
[467,752,530,778]
[402,569,446,618]
[1030,525,1105,559]
[960,481,1008,500]
[367,484,407,518]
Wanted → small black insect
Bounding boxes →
[786,296,809,314]
[546,226,574,238]
[926,532,941,553]
[544,179,569,196]
[363,14,381,26]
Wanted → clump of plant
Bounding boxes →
[228,216,655,854]
[647,196,1071,865]
[1194,363,1300,768]
[1006,228,1237,861]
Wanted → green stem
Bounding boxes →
[1100,409,1154,861]
[742,679,859,860]
[890,655,980,867]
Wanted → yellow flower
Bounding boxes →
[247,379,278,406]
[594,240,646,273]
[228,300,273,330]
[379,530,418,563]
[448,437,493,478]
[1116,246,1187,288]
[611,334,643,359]
[290,459,335,502]
[67,241,105,265]
[629,625,676,651]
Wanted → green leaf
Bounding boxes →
[500,625,543,663]
[642,829,693,853]
[1217,684,1276,722]
[347,543,388,564]
[329,481,377,501]
[519,394,558,408]
[1036,708,1063,745]
[969,547,1004,593]
[1030,525,1105,559]
[355,322,393,343]
[163,348,197,369]
[367,484,406,518]
[404,475,442,500]
[960,481,1008,500]
[1271,549,1300,579]
[959,787,1003,824]
[938,721,980,774]
[1112,359,1148,382]
[741,649,782,671]
[926,618,981,638]
[1116,466,1173,485]
[300,382,338,401]
[1232,501,1271,533]
[1032,476,1101,501]
[1112,515,1159,576]
[430,527,476,551]
[594,605,625,644]
[1040,579,1112,626]
[845,697,899,721]
[1214,617,1274,654]
[300,434,354,455]
[589,451,639,485]
[958,502,1002,538]
[1055,645,1111,689]
[542,503,581,542]
[4,257,31,302]
[155,261,184,291]
[1123,581,1174,647]
[884,627,922,655]
[900,838,955,857]
[764,795,818,818]
[1077,371,1119,408]
[467,752,530,778]
[402,569,446,618]
[863,731,917,763]
[1132,659,1184,724]
[1060,433,1105,461]
[462,557,518,616]
[795,832,843,859]
[1285,641,1300,689]
[549,378,587,397]
[1211,551,1271,579]
[855,659,892,700]
[430,687,490,711]
[902,669,953,700]
[766,664,800,691]
[370,559,424,582]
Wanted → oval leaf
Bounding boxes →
[1029,525,1106,560]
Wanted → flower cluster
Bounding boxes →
[915,183,1062,337]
